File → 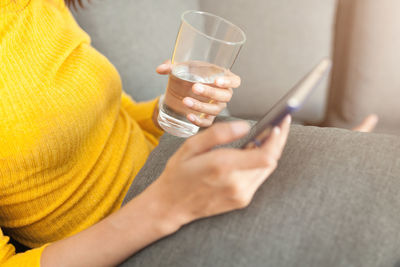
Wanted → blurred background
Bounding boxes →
[72,0,400,135]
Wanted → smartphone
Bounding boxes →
[242,58,332,149]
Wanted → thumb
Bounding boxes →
[352,114,379,132]
[156,59,172,75]
[176,121,250,160]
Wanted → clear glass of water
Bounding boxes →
[157,10,246,137]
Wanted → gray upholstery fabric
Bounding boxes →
[121,125,400,267]
[199,0,336,123]
[72,0,199,101]
[71,0,335,123]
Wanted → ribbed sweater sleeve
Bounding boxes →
[0,0,162,264]
[0,228,48,267]
[121,92,164,146]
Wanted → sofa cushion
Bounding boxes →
[72,0,336,123]
[122,124,400,267]
[198,0,336,123]
[71,0,199,101]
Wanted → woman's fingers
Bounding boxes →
[187,71,239,118]
[352,114,379,132]
[192,83,233,102]
[179,114,290,162]
[156,59,172,75]
[158,62,240,122]
[183,97,226,116]
[157,62,239,122]
[204,148,279,171]
[187,114,215,128]
[260,115,291,160]
[185,116,291,170]
[214,72,241,89]
[176,121,250,159]
[275,115,291,152]
[156,61,241,90]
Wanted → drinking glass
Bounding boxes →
[157,10,246,137]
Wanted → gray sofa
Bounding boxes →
[72,0,335,123]
[73,0,400,135]
[71,1,400,266]
[119,124,400,267]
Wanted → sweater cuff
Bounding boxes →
[1,243,50,267]
[121,93,164,140]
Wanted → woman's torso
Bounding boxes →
[0,0,155,247]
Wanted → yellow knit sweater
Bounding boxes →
[0,0,163,265]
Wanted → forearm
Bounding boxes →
[41,183,183,267]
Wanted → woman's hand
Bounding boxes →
[352,114,379,132]
[156,60,241,127]
[42,117,291,267]
[147,115,291,225]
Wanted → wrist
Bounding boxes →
[152,97,162,130]
[145,180,190,233]
[123,182,187,238]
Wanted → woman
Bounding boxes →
[0,0,291,265]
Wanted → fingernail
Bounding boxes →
[183,98,194,107]
[370,114,379,123]
[286,115,292,124]
[273,126,281,135]
[216,78,226,86]
[188,114,197,122]
[159,64,168,69]
[230,121,250,135]
[194,84,205,93]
